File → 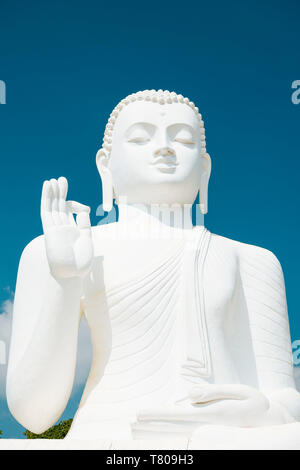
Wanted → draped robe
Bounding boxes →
[67,226,296,439]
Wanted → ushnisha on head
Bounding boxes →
[96,89,211,214]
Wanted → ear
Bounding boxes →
[199,152,211,215]
[96,149,114,212]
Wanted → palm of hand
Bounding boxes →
[41,177,93,279]
[136,384,273,428]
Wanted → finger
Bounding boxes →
[66,200,91,215]
[76,211,91,232]
[41,181,54,229]
[50,178,61,225]
[41,180,52,212]
[137,403,237,424]
[58,176,68,200]
[58,177,69,224]
[189,384,260,404]
[66,200,90,226]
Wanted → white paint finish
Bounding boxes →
[5,90,300,448]
[110,439,188,450]
[63,439,112,450]
[188,423,300,450]
[0,431,300,450]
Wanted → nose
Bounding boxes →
[154,147,175,157]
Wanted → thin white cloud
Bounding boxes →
[0,296,13,397]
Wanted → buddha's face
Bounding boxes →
[100,101,209,206]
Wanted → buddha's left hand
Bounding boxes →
[137,384,294,427]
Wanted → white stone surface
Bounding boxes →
[110,438,189,450]
[189,423,300,450]
[1,427,300,450]
[5,90,300,448]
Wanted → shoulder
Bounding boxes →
[208,232,238,265]
[20,235,47,266]
[209,232,238,255]
[22,235,45,256]
[15,236,51,282]
[234,239,282,273]
[209,232,283,275]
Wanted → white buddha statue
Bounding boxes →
[6,90,300,446]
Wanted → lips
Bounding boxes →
[151,156,178,172]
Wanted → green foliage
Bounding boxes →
[23,419,73,439]
[0,430,2,438]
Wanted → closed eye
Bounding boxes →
[128,136,150,144]
[174,137,195,145]
[126,122,156,145]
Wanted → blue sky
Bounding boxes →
[0,0,299,438]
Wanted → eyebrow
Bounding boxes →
[167,123,196,132]
[125,122,196,133]
[126,122,155,129]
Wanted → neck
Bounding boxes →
[117,200,203,239]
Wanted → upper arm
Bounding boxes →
[237,243,295,392]
[8,236,50,369]
[7,236,82,432]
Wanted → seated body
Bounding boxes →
[6,90,300,442]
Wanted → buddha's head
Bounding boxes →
[96,90,211,213]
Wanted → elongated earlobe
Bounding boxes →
[96,149,114,212]
[199,153,211,215]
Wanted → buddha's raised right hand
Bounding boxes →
[41,177,93,280]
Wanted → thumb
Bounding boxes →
[66,200,90,214]
[76,211,91,231]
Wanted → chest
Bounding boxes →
[82,233,240,392]
[83,234,238,327]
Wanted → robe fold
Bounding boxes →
[68,228,296,439]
